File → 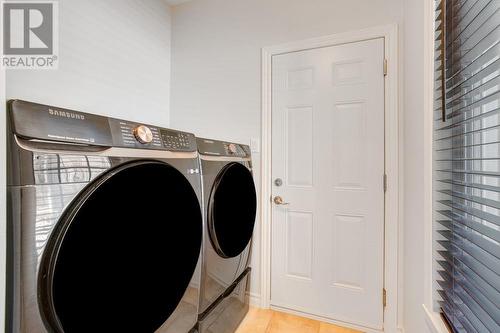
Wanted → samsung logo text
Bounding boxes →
[48,108,85,120]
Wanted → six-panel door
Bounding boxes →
[271,38,385,330]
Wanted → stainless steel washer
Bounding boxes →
[6,100,203,333]
[196,138,256,333]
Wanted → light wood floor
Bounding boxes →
[235,307,362,333]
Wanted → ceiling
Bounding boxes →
[164,0,192,6]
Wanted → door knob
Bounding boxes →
[273,196,290,205]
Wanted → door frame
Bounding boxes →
[260,24,400,333]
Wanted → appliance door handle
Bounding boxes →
[273,196,290,205]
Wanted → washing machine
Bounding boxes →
[6,100,203,333]
[196,138,257,333]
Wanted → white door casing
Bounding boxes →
[270,38,385,330]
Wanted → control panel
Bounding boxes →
[108,120,164,149]
[161,129,193,151]
[197,138,250,158]
[9,100,197,152]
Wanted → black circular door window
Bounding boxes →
[39,161,202,333]
[208,162,257,258]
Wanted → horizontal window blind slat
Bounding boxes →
[435,142,500,154]
[446,0,478,31]
[434,123,500,140]
[436,157,500,161]
[442,221,500,261]
[446,56,500,100]
[454,269,500,324]
[447,0,496,43]
[452,282,499,332]
[437,259,452,272]
[438,256,500,309]
[447,23,499,75]
[445,38,500,90]
[438,199,500,226]
[438,266,500,329]
[436,169,500,177]
[440,302,470,333]
[438,189,500,211]
[436,107,500,132]
[443,282,490,332]
[447,1,499,50]
[437,255,500,306]
[446,13,499,71]
[436,215,500,257]
[438,247,500,296]
[437,277,453,292]
[445,71,500,109]
[440,302,464,332]
[437,219,453,229]
[437,179,500,194]
[451,0,486,28]
[437,229,500,274]
[434,125,500,141]
[437,290,451,305]
[446,88,500,120]
[455,261,500,309]
[457,314,480,333]
[447,24,500,79]
[437,210,500,242]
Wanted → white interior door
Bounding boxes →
[270,38,385,330]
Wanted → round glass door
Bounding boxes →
[208,162,257,258]
[39,161,202,333]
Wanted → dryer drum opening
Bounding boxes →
[208,162,257,258]
[38,161,202,333]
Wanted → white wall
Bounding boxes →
[6,0,172,127]
[402,0,432,332]
[170,0,404,307]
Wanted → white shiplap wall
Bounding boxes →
[6,0,172,127]
[2,1,171,331]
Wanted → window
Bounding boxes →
[434,1,500,332]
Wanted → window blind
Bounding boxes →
[434,0,500,332]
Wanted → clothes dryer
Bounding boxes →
[196,138,256,333]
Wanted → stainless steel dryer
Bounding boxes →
[6,100,203,333]
[196,138,257,333]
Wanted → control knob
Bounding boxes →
[133,125,153,144]
[228,143,238,154]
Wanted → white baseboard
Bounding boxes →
[248,292,261,307]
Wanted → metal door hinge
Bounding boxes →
[383,59,388,76]
[383,174,388,192]
[383,288,387,307]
